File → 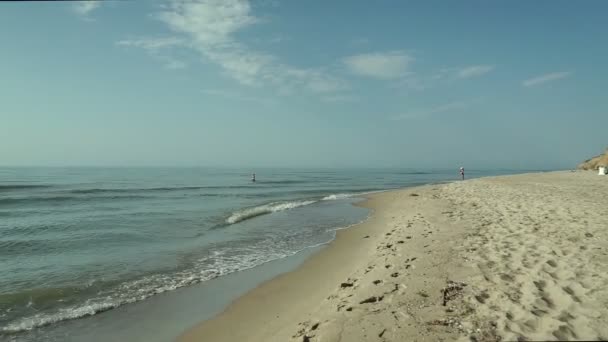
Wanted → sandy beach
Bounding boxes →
[180,171,608,342]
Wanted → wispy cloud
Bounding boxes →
[392,64,494,92]
[343,51,413,80]
[456,65,495,78]
[117,37,188,69]
[117,37,185,50]
[72,1,101,18]
[522,71,572,87]
[391,101,469,120]
[117,0,347,93]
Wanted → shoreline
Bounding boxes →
[179,170,608,341]
[179,181,464,341]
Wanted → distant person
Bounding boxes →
[459,167,465,180]
[251,173,256,182]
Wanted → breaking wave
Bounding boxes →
[321,193,354,201]
[225,200,317,224]
[224,191,372,225]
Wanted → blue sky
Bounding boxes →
[1,0,606,169]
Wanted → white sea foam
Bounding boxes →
[321,193,353,201]
[225,200,316,224]
[2,199,372,334]
[3,192,377,334]
[0,248,293,333]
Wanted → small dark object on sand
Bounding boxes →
[442,280,467,306]
[360,296,383,304]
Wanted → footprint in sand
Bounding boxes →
[500,273,515,282]
[562,286,582,303]
[553,325,577,340]
[475,292,490,304]
[360,295,384,304]
[546,259,558,267]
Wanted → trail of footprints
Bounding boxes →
[293,213,429,341]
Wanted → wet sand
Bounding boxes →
[180,171,608,341]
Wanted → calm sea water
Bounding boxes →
[0,167,535,339]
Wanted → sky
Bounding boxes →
[1,0,607,169]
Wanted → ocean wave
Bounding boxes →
[398,171,433,175]
[0,193,373,334]
[69,185,253,194]
[70,186,202,194]
[0,195,150,206]
[0,248,294,334]
[322,189,385,201]
[1,301,122,334]
[0,185,51,191]
[267,187,382,198]
[224,191,375,225]
[0,196,80,206]
[226,200,317,224]
[254,180,309,185]
[321,193,354,201]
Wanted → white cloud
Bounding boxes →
[391,101,468,120]
[117,37,185,50]
[158,0,258,47]
[131,0,346,93]
[522,71,572,87]
[392,65,495,91]
[456,65,495,78]
[117,37,188,69]
[343,51,413,79]
[73,1,101,16]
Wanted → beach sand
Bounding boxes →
[179,171,608,342]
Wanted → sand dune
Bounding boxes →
[180,171,608,342]
[578,147,608,170]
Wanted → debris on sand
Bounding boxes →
[360,296,384,304]
[442,280,467,306]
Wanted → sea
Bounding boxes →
[0,167,539,341]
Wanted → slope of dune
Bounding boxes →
[578,147,608,170]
